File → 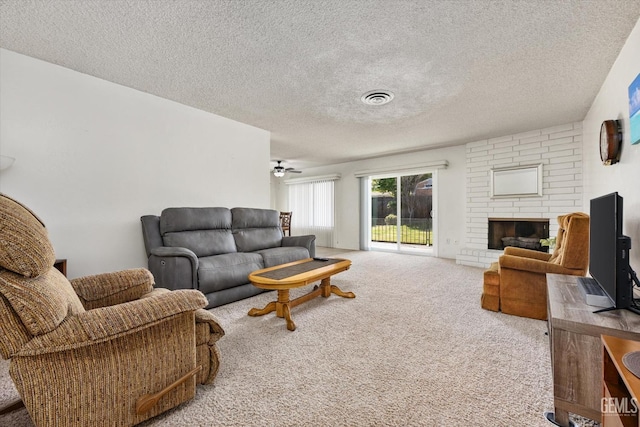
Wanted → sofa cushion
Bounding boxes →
[256,247,311,268]
[231,208,282,252]
[231,208,280,229]
[233,228,283,253]
[0,194,56,278]
[163,230,236,257]
[160,208,236,257]
[160,207,232,233]
[198,253,264,294]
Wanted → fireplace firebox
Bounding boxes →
[488,218,550,252]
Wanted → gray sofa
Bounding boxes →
[141,207,316,308]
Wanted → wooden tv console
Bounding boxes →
[547,273,640,426]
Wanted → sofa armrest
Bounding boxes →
[150,246,198,265]
[503,246,552,261]
[16,289,207,356]
[148,246,199,290]
[499,254,576,275]
[282,235,316,257]
[140,215,163,257]
[195,309,225,343]
[70,268,154,310]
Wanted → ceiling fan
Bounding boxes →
[271,160,302,177]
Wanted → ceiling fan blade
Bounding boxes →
[271,161,301,175]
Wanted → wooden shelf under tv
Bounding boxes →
[602,334,640,427]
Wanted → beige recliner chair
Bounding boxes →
[481,212,589,320]
[0,193,224,426]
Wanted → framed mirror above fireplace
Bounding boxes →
[490,164,542,198]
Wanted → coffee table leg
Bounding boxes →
[320,277,356,299]
[282,304,296,331]
[331,285,356,298]
[248,290,298,331]
[248,301,276,317]
[276,289,296,331]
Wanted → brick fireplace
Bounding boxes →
[455,122,583,268]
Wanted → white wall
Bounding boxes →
[273,145,467,259]
[583,18,640,270]
[0,49,271,278]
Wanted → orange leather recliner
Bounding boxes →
[481,212,589,320]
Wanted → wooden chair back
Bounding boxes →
[279,211,292,236]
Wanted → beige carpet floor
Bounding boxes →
[0,250,598,426]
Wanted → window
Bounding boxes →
[288,178,336,247]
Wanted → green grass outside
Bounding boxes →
[371,224,433,245]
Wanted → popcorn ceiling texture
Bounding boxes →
[0,0,639,168]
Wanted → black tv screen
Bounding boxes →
[589,192,631,308]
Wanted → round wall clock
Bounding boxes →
[600,120,622,165]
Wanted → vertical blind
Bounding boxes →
[288,178,336,247]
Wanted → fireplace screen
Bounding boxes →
[488,218,550,252]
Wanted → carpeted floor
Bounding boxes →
[0,250,599,426]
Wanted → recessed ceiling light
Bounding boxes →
[361,90,394,106]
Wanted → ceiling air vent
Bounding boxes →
[361,90,394,106]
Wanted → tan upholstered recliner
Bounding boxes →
[0,194,224,426]
[481,212,589,320]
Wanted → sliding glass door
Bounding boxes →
[369,172,434,253]
[371,176,398,247]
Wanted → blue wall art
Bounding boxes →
[629,73,640,145]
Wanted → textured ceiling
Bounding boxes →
[1,1,639,170]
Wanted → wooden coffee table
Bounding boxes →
[248,258,354,331]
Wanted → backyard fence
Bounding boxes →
[371,218,433,246]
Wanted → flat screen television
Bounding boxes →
[589,192,633,311]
